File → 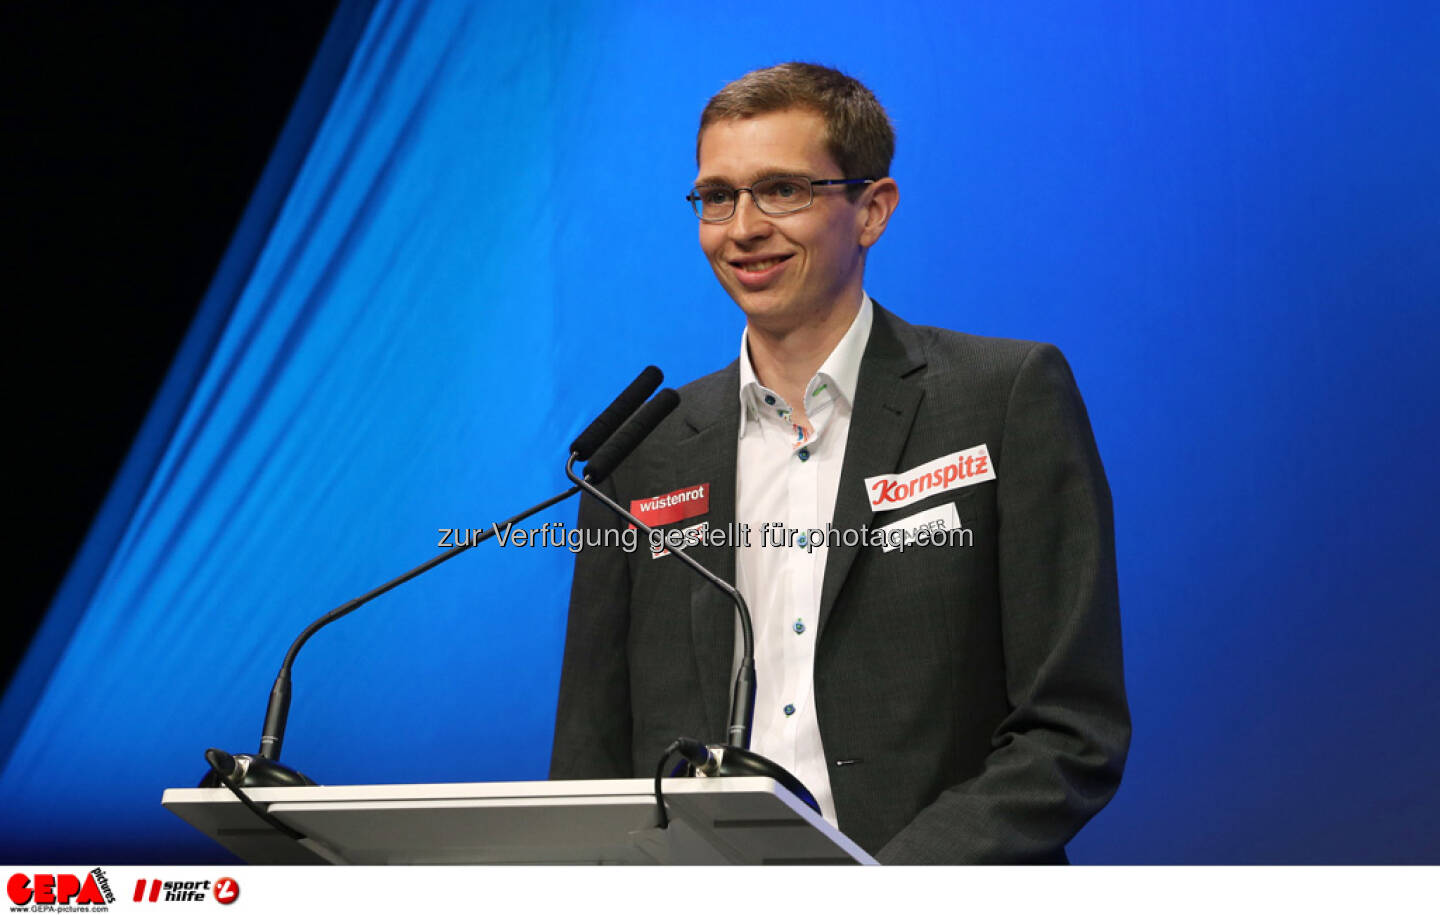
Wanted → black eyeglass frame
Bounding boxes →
[686,176,876,222]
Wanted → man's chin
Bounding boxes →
[739,300,833,342]
[731,290,795,325]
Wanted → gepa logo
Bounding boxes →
[7,868,115,908]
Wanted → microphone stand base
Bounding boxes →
[199,751,316,788]
[713,746,821,815]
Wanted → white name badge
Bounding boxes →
[879,502,966,553]
[865,444,995,513]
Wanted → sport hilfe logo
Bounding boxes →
[132,877,239,904]
[7,869,115,906]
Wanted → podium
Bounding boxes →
[162,777,878,865]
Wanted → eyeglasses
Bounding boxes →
[686,175,875,222]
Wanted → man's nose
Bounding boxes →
[727,189,772,240]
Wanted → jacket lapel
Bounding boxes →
[678,364,741,744]
[818,304,927,640]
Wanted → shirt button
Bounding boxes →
[793,618,806,635]
[797,447,810,462]
[783,703,796,717]
[764,394,776,405]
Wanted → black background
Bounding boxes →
[7,3,341,691]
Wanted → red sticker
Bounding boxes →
[865,444,994,512]
[630,483,710,528]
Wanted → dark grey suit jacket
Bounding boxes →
[550,304,1129,864]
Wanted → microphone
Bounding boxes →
[562,394,820,815]
[569,366,661,460]
[584,388,680,484]
[200,366,665,789]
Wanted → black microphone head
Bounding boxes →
[569,366,663,460]
[584,388,680,484]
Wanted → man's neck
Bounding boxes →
[745,292,863,412]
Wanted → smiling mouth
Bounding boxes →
[734,255,792,273]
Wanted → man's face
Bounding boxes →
[695,108,869,333]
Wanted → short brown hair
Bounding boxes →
[698,62,895,186]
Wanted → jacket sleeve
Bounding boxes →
[877,342,1131,864]
[548,481,635,780]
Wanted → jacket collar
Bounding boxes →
[818,302,928,637]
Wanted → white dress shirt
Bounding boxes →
[733,293,874,827]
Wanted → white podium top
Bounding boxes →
[162,777,878,866]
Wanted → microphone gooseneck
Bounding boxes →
[199,485,582,790]
[564,392,820,816]
[202,366,665,790]
[565,453,756,750]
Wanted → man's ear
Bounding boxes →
[858,177,900,249]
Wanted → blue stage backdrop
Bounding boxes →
[4,0,1437,863]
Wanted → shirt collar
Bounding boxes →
[738,292,874,433]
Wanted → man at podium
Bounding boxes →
[551,62,1130,864]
